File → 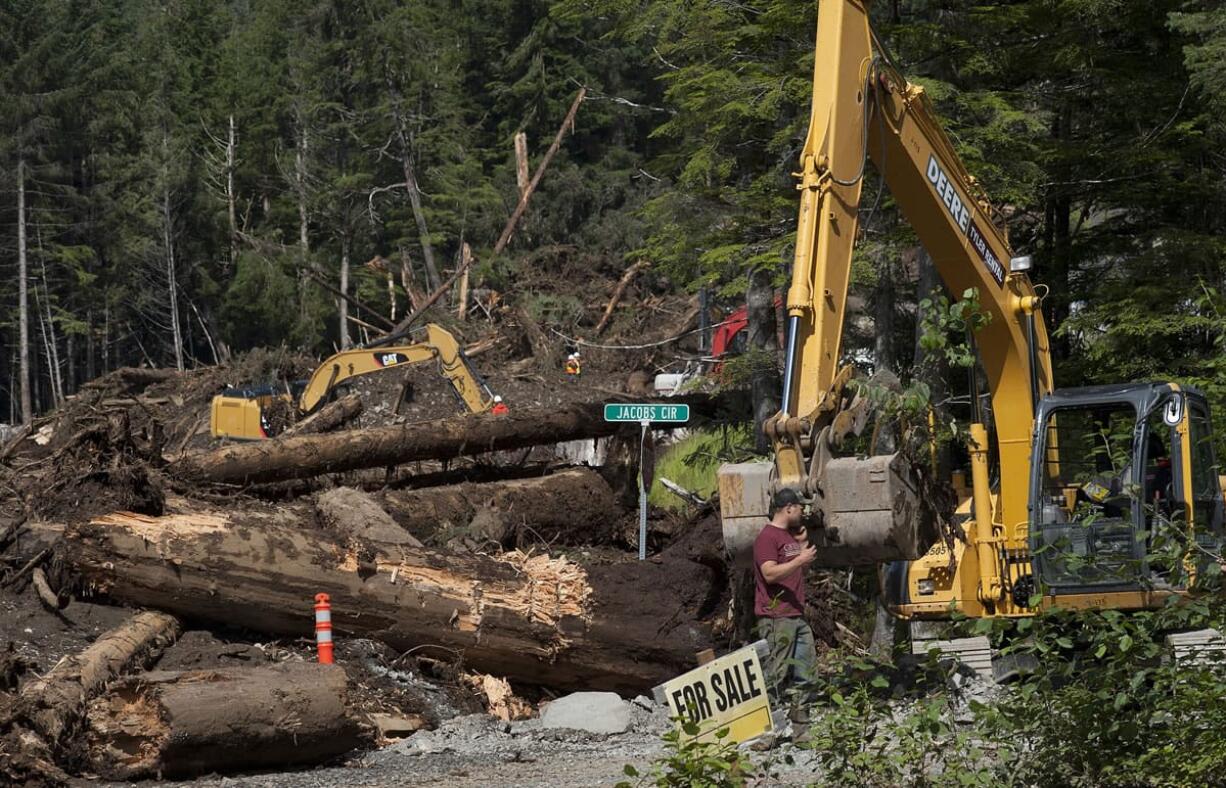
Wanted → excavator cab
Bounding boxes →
[1029,383,1224,597]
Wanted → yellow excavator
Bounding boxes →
[719,1,1225,650]
[211,323,493,440]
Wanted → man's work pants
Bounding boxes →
[756,616,817,719]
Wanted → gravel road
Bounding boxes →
[165,709,824,788]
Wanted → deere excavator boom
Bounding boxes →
[721,1,1223,626]
[723,1,1052,582]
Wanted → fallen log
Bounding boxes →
[595,259,650,335]
[30,567,66,611]
[379,466,619,546]
[60,499,716,693]
[20,610,181,744]
[283,393,364,437]
[84,663,367,780]
[172,398,710,486]
[80,367,178,393]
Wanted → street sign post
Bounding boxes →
[604,403,691,559]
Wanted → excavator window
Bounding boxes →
[1188,403,1224,537]
[1032,403,1145,590]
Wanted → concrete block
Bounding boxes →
[539,691,631,735]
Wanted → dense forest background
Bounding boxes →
[0,0,1223,434]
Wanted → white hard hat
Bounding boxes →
[493,395,503,403]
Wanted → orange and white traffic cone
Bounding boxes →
[314,593,334,664]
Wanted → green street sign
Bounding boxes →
[603,403,690,423]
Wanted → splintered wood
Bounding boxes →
[465,672,533,721]
[492,550,592,631]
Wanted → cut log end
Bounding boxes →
[85,663,367,780]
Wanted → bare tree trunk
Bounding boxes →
[102,301,110,374]
[66,333,75,395]
[387,80,441,291]
[747,266,780,452]
[456,242,471,320]
[162,185,184,372]
[380,88,586,340]
[86,308,95,381]
[295,111,311,319]
[34,272,63,407]
[226,114,238,269]
[514,131,530,197]
[338,232,351,349]
[34,229,64,405]
[17,157,32,424]
[387,269,396,321]
[9,349,17,423]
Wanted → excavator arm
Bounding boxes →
[211,323,492,440]
[298,323,492,415]
[722,1,1054,601]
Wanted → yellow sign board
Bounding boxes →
[652,641,774,744]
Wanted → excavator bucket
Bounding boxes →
[718,454,939,568]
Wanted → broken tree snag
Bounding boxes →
[61,501,716,693]
[20,610,181,745]
[595,260,650,336]
[282,392,363,437]
[85,663,366,780]
[30,567,66,611]
[379,467,619,546]
[172,398,708,486]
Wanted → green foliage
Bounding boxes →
[2,0,1225,455]
[917,289,991,371]
[618,719,757,788]
[975,593,1226,788]
[804,664,1002,787]
[524,293,586,328]
[851,288,991,460]
[648,425,753,511]
[220,252,301,351]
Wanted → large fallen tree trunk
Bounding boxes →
[60,499,715,693]
[20,610,181,745]
[85,663,367,780]
[378,466,619,546]
[171,397,711,486]
[283,392,363,437]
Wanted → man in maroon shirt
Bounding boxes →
[754,488,818,720]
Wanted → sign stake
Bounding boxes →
[639,419,648,561]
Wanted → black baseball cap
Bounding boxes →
[771,488,802,512]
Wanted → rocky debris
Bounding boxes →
[539,691,633,735]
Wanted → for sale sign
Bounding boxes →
[651,641,774,744]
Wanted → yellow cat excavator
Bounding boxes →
[211,323,493,440]
[719,0,1225,649]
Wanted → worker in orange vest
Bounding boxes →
[491,395,509,415]
[564,352,582,378]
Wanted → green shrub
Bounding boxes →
[618,720,758,788]
[648,425,754,511]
